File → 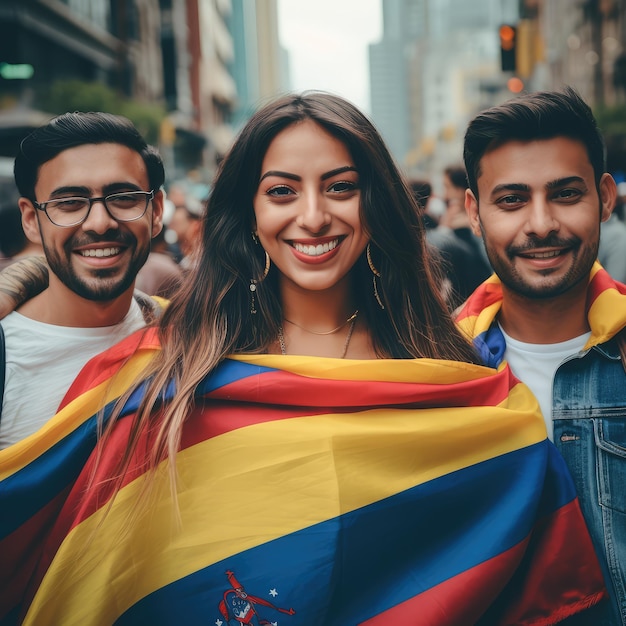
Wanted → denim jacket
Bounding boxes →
[554,339,626,625]
[457,263,626,625]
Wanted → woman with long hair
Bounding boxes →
[13,93,605,625]
[120,91,481,468]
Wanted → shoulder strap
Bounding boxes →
[0,324,5,424]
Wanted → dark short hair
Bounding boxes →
[463,86,606,199]
[443,165,468,190]
[14,111,165,200]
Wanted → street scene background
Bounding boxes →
[1,0,625,201]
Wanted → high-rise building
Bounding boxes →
[230,0,288,130]
[369,0,428,165]
[369,0,518,175]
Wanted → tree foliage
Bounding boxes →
[35,80,165,144]
[594,104,626,175]
[595,104,626,138]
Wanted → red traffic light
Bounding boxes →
[499,24,517,72]
[499,25,516,50]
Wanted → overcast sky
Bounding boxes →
[277,0,383,113]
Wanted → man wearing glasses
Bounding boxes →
[0,111,164,449]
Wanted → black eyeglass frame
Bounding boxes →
[32,190,155,227]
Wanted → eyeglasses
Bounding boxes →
[33,190,155,227]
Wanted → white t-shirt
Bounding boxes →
[500,325,590,441]
[0,299,146,449]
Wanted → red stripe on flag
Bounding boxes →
[362,499,606,626]
[0,488,69,621]
[209,369,517,409]
[586,267,626,311]
[361,541,529,626]
[58,328,160,410]
[455,280,502,323]
[489,498,608,625]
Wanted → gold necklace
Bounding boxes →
[278,315,358,358]
[282,309,359,336]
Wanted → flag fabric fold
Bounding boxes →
[456,261,626,367]
[1,329,606,625]
[0,328,160,625]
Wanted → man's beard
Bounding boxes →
[482,231,598,300]
[42,231,149,302]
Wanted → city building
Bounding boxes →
[0,0,163,157]
[519,0,626,108]
[230,0,288,131]
[369,0,520,176]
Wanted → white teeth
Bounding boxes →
[528,250,561,259]
[79,247,121,258]
[294,239,338,256]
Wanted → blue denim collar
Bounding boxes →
[591,338,622,361]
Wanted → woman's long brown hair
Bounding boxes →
[97,92,482,511]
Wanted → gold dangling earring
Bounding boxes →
[261,250,270,279]
[250,234,271,314]
[367,243,385,310]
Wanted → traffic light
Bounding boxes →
[499,24,517,72]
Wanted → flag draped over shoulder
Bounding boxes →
[456,262,626,368]
[0,329,161,625]
[2,330,606,626]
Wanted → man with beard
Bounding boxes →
[0,111,164,449]
[457,87,626,625]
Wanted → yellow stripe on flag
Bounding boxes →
[25,380,543,626]
[232,354,501,383]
